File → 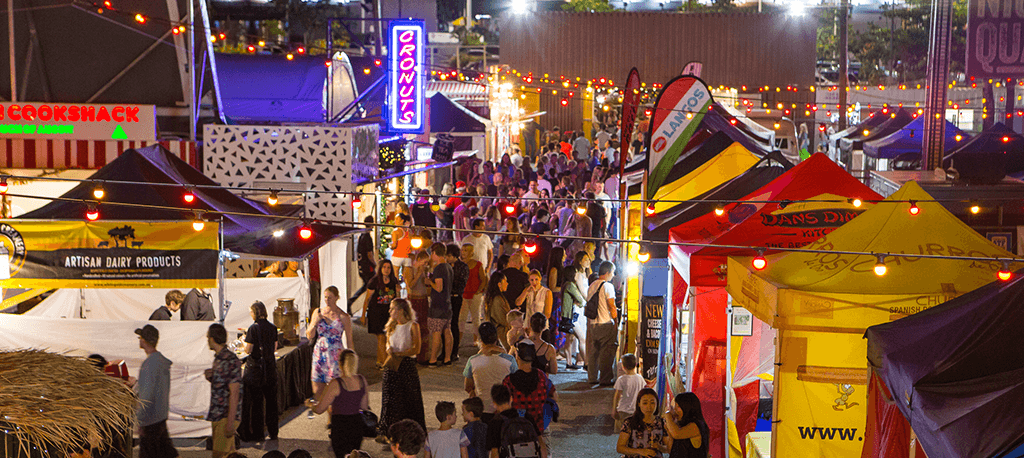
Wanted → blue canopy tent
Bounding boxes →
[863,115,967,159]
[943,123,1024,183]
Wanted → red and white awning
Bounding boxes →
[426,81,489,102]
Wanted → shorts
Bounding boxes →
[427,317,451,333]
[211,418,236,453]
[392,256,413,268]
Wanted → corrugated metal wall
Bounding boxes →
[499,12,817,132]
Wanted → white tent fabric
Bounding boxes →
[0,315,216,437]
[25,277,310,333]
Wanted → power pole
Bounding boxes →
[921,0,953,171]
[838,0,848,130]
[8,0,15,102]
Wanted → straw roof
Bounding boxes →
[0,350,137,457]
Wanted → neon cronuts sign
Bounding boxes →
[388,20,425,133]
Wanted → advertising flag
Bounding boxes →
[647,76,713,200]
[619,68,642,160]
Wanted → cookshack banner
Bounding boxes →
[0,221,218,288]
[967,0,1024,79]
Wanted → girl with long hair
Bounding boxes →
[363,259,399,367]
[484,271,511,349]
[559,263,587,369]
[664,392,710,458]
[499,218,523,258]
[546,247,567,349]
[617,388,671,458]
[305,349,369,458]
[378,299,426,439]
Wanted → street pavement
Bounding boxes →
[159,319,621,458]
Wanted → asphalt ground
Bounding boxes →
[154,318,622,458]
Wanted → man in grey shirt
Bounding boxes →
[135,324,178,458]
[428,242,455,365]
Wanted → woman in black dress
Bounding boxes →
[363,259,399,368]
[238,301,279,442]
[663,392,710,458]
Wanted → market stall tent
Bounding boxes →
[725,181,1014,458]
[943,122,1024,182]
[865,266,1024,458]
[20,145,353,258]
[863,116,966,160]
[667,154,881,457]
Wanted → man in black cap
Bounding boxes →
[134,324,178,458]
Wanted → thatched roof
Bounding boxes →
[0,350,137,457]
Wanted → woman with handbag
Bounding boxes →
[559,264,587,370]
[378,298,426,441]
[305,349,372,458]
[546,247,567,349]
[238,301,279,442]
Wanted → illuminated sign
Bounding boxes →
[0,102,156,141]
[388,20,425,133]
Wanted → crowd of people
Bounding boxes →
[122,129,710,458]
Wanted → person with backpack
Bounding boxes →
[586,261,618,386]
[486,384,546,458]
[501,342,556,456]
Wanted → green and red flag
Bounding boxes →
[646,76,713,200]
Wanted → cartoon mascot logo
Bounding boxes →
[833,384,859,411]
[0,223,27,275]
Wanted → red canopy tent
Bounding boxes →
[665,153,882,457]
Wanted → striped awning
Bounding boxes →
[426,80,489,102]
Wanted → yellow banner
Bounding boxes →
[0,220,218,288]
[776,330,868,457]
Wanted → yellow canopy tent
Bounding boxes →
[725,181,1018,458]
[645,142,760,215]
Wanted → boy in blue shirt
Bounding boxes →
[462,397,488,458]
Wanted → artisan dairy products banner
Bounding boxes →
[0,220,218,288]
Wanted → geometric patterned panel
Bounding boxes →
[204,125,378,221]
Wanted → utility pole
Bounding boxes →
[921,0,953,171]
[8,0,15,102]
[466,0,472,31]
[838,0,848,130]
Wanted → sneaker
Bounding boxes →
[566,364,580,370]
[307,411,315,420]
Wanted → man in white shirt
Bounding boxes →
[464,218,493,268]
[573,132,591,161]
[586,261,618,386]
[463,322,517,421]
[595,125,611,152]
[521,180,541,204]
[510,147,525,168]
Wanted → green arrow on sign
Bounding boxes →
[111,125,128,140]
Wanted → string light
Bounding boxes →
[92,185,105,200]
[410,235,424,249]
[645,205,656,217]
[873,254,888,276]
[352,195,362,209]
[998,261,1013,281]
[504,203,517,216]
[267,190,279,206]
[272,229,285,237]
[298,222,313,240]
[970,202,981,214]
[0,176,7,194]
[182,187,196,204]
[192,212,205,232]
[637,245,651,263]
[714,206,725,216]
[575,204,587,216]
[85,204,100,221]
[286,53,294,61]
[523,239,538,255]
[908,200,920,216]
[134,13,146,24]
[751,249,767,271]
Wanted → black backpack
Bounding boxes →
[583,281,605,320]
[500,410,541,458]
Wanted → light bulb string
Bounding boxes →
[5,174,1019,207]
[8,191,1020,266]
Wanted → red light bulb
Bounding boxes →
[523,240,538,255]
[85,206,99,221]
[645,205,656,217]
[183,190,196,204]
[504,204,516,216]
[908,201,920,216]
[299,225,313,240]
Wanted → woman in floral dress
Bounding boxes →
[306,286,354,398]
